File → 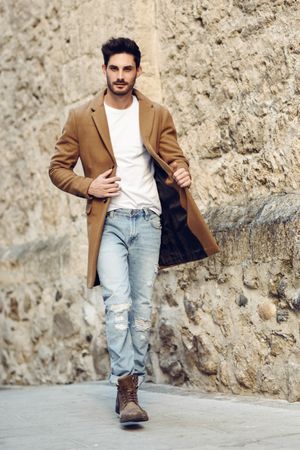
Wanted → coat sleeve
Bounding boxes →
[158,106,191,176]
[48,109,94,199]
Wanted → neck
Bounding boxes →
[104,89,134,109]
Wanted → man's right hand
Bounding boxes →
[88,168,121,198]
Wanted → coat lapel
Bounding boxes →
[90,89,116,164]
[134,88,155,142]
[134,89,173,177]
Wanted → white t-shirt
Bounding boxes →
[104,96,162,215]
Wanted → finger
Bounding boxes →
[108,176,121,182]
[104,182,120,189]
[105,187,120,193]
[175,171,189,179]
[106,192,120,197]
[177,176,191,185]
[101,168,113,178]
[103,176,121,184]
[173,169,187,178]
[175,174,190,183]
[174,168,186,175]
[179,180,191,188]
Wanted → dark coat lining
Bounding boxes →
[153,161,208,268]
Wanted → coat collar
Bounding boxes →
[90,88,155,163]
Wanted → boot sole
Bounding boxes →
[116,412,149,423]
[120,417,149,425]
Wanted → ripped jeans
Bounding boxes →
[97,208,162,387]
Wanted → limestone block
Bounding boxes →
[92,337,110,379]
[53,311,76,339]
[2,319,14,345]
[192,333,219,376]
[183,293,202,325]
[16,332,33,364]
[53,342,71,375]
[83,303,97,327]
[218,360,238,391]
[269,331,296,357]
[232,342,261,390]
[243,265,260,289]
[258,363,284,396]
[37,345,53,364]
[291,292,300,310]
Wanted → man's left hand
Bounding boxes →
[171,162,192,188]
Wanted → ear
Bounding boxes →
[136,65,143,78]
[102,64,107,76]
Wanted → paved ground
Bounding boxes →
[0,381,300,450]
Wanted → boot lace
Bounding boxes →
[124,387,138,404]
[118,376,139,406]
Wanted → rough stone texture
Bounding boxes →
[149,193,300,402]
[0,0,299,401]
[156,0,300,209]
[0,236,110,384]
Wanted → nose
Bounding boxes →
[117,69,125,80]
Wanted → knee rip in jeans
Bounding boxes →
[115,321,128,331]
[109,302,130,331]
[134,318,151,333]
[110,302,131,313]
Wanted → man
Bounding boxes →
[49,37,220,425]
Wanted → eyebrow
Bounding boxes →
[108,64,134,70]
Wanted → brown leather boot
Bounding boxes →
[115,374,149,424]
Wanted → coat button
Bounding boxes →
[103,199,107,203]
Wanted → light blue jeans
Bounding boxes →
[97,208,162,387]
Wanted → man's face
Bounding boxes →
[102,53,141,96]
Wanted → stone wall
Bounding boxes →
[149,193,300,402]
[156,0,300,208]
[0,0,299,401]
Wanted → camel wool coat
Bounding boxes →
[49,88,220,288]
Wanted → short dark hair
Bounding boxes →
[101,37,141,68]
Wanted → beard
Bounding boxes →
[106,75,136,96]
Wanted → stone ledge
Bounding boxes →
[0,236,69,263]
[203,193,300,265]
[0,236,70,285]
[206,193,300,231]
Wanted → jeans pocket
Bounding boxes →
[149,213,162,230]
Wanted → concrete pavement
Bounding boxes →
[0,381,300,450]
